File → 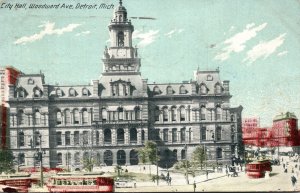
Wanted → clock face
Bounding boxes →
[117,49,126,57]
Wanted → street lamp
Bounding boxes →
[35,134,45,188]
[156,145,159,186]
[185,144,189,184]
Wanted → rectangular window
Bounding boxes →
[172,129,177,142]
[163,129,168,142]
[74,131,79,145]
[83,131,89,145]
[201,128,206,140]
[56,132,62,146]
[65,132,71,145]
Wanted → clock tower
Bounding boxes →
[102,0,140,75]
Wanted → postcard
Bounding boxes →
[0,0,299,192]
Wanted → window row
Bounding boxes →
[110,82,132,96]
[55,128,145,146]
[16,87,43,98]
[153,85,187,95]
[56,87,90,97]
[198,83,223,95]
[101,107,141,122]
[201,126,223,141]
[16,110,47,126]
[160,128,191,143]
[18,131,41,147]
[56,109,91,125]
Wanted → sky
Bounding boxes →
[1,0,300,127]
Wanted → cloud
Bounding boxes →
[75,31,90,36]
[215,23,267,61]
[14,21,82,45]
[164,29,184,38]
[277,50,288,57]
[243,33,286,63]
[133,30,159,47]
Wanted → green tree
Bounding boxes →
[174,160,193,184]
[0,149,15,174]
[81,154,95,172]
[191,146,206,170]
[138,141,159,175]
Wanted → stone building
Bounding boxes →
[7,1,243,170]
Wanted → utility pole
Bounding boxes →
[156,145,159,186]
[38,134,44,188]
[185,144,189,184]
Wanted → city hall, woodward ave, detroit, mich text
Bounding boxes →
[0,2,114,10]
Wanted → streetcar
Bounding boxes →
[46,172,115,192]
[246,160,272,178]
[0,174,39,192]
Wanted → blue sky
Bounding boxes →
[1,0,300,126]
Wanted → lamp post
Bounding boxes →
[185,144,189,184]
[38,134,44,188]
[156,145,159,186]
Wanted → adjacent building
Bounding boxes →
[6,1,243,170]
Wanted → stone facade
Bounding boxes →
[7,1,243,170]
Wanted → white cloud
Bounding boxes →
[133,30,159,47]
[243,34,286,63]
[164,29,184,38]
[277,50,288,57]
[75,31,90,36]
[215,23,267,61]
[14,21,82,45]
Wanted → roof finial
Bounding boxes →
[119,0,122,6]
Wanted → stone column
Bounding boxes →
[125,150,130,166]
[159,129,163,140]
[144,129,148,141]
[137,128,142,145]
[70,112,74,125]
[177,130,181,142]
[168,129,172,143]
[112,128,116,145]
[99,129,104,146]
[79,112,83,125]
[112,150,117,166]
[124,128,129,145]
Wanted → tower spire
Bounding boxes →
[119,0,122,6]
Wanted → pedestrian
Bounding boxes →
[169,177,172,185]
[206,171,208,180]
[292,168,295,173]
[296,164,298,168]
[283,163,285,169]
[226,169,229,177]
[291,175,297,190]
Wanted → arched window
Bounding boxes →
[64,109,71,125]
[18,110,25,125]
[200,84,207,95]
[28,78,34,85]
[163,107,168,122]
[200,106,206,120]
[172,128,177,142]
[153,86,160,95]
[34,109,41,125]
[57,153,62,165]
[69,88,76,97]
[217,148,222,158]
[104,129,112,144]
[166,86,173,95]
[130,128,137,143]
[117,128,125,144]
[96,131,100,145]
[102,108,107,121]
[216,106,222,121]
[18,131,24,147]
[56,110,62,125]
[179,85,186,94]
[117,31,124,47]
[216,126,222,141]
[73,109,79,124]
[17,88,26,98]
[134,106,140,120]
[171,107,176,121]
[82,109,88,125]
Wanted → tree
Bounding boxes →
[0,149,15,173]
[191,146,206,170]
[174,160,194,184]
[138,141,159,174]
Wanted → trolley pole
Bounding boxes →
[156,146,159,186]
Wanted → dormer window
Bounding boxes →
[17,87,26,98]
[207,75,213,81]
[166,86,173,95]
[153,86,160,95]
[179,85,186,94]
[33,87,42,97]
[82,88,89,96]
[200,84,207,95]
[56,88,62,97]
[69,88,76,97]
[28,78,34,85]
[215,84,222,94]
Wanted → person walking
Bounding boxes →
[291,175,297,190]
